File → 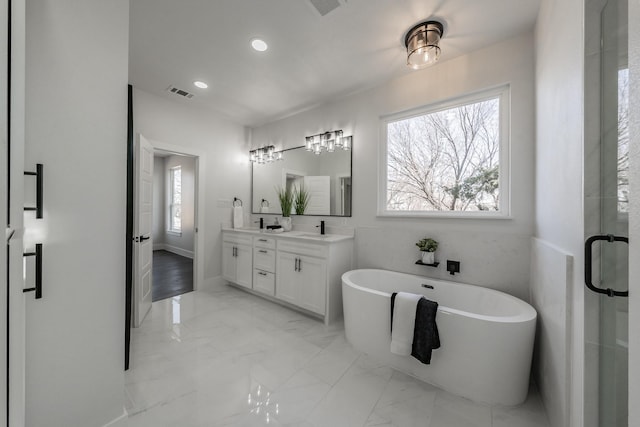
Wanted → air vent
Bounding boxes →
[166,85,194,99]
[308,0,343,16]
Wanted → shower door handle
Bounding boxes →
[584,234,629,297]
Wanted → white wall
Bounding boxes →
[152,156,166,245]
[628,0,639,423]
[133,89,250,286]
[163,154,196,257]
[23,0,128,426]
[532,1,585,426]
[251,32,536,301]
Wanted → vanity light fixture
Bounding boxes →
[249,145,284,164]
[404,20,444,69]
[304,130,351,155]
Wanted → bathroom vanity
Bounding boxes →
[222,228,354,324]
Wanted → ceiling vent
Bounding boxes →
[166,85,194,99]
[308,0,344,16]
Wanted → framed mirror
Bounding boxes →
[252,146,352,216]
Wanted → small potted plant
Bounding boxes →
[416,238,438,264]
[294,184,310,215]
[275,186,294,231]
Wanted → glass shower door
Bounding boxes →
[585,0,629,425]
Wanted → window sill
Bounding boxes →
[377,210,512,220]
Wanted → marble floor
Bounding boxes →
[126,285,550,427]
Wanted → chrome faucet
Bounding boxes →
[316,220,325,235]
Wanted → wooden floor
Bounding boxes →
[152,250,193,302]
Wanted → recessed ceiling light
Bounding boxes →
[193,81,208,89]
[251,38,268,52]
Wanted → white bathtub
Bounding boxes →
[342,269,537,406]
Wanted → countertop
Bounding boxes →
[222,227,354,243]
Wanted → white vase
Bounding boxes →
[421,251,435,264]
[281,216,292,231]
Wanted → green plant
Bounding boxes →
[294,184,311,215]
[275,186,294,217]
[415,238,438,252]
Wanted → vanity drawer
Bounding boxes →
[254,247,276,273]
[223,232,253,246]
[254,236,276,249]
[277,239,327,259]
[253,269,275,296]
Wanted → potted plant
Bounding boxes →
[275,186,294,231]
[294,184,310,215]
[416,238,438,264]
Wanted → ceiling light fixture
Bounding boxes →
[251,38,268,52]
[404,20,444,69]
[193,81,208,89]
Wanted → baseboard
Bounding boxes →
[156,243,194,259]
[200,275,226,291]
[102,408,128,427]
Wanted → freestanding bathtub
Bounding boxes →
[342,269,537,406]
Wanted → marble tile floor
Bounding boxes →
[126,285,550,427]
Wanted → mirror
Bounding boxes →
[252,146,352,216]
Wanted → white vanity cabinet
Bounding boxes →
[222,232,253,289]
[222,229,353,324]
[276,241,328,315]
[253,236,276,296]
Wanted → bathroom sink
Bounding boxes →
[288,232,328,239]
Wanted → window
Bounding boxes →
[379,86,510,217]
[169,166,182,233]
[617,68,629,213]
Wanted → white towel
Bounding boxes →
[233,205,244,229]
[391,292,423,356]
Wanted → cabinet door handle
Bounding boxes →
[258,239,268,242]
[24,164,44,218]
[233,246,237,257]
[294,258,299,272]
[258,271,267,276]
[259,250,268,254]
[298,258,302,272]
[23,243,43,299]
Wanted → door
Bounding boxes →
[134,134,153,327]
[222,241,236,282]
[276,252,297,304]
[304,176,331,215]
[584,0,629,425]
[297,255,327,315]
[235,244,253,289]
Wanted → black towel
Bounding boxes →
[391,293,441,364]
